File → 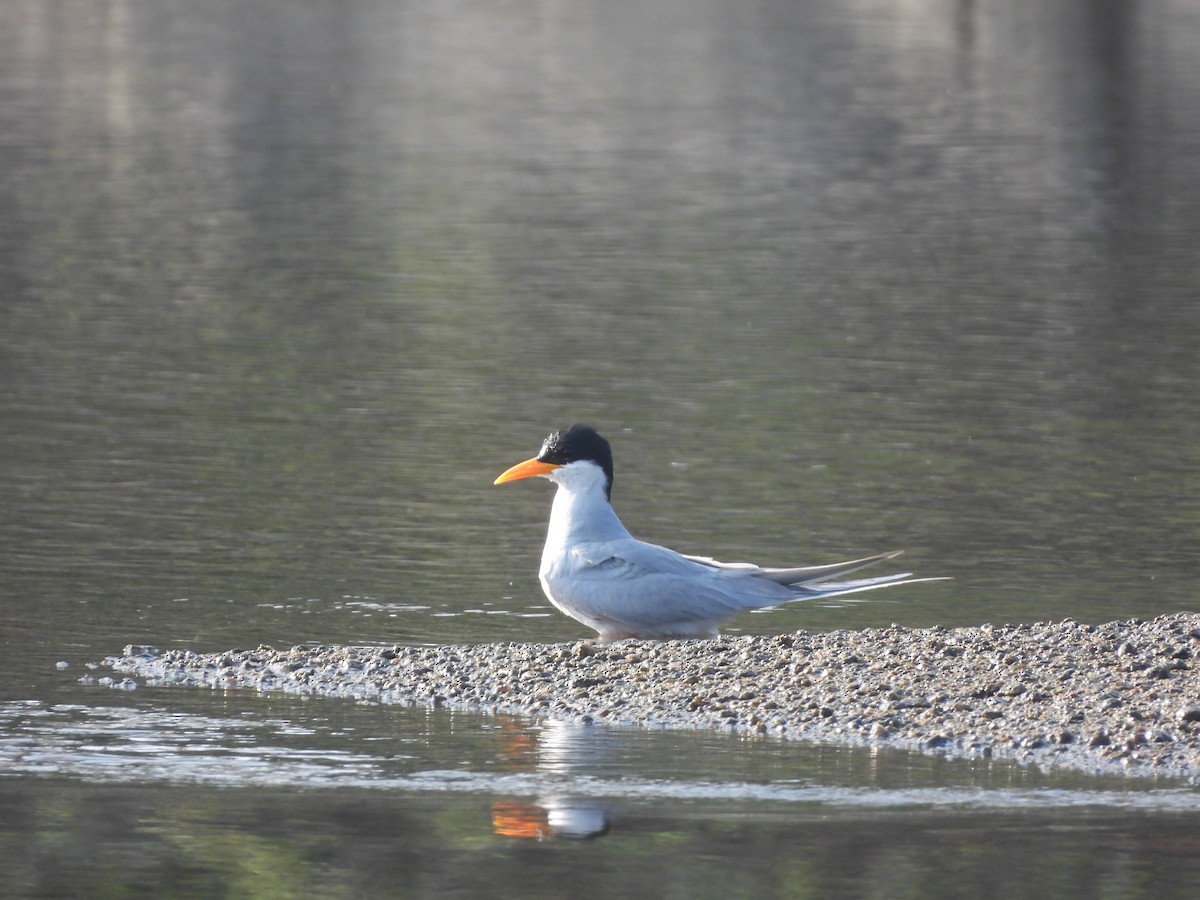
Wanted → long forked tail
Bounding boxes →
[686,548,948,602]
[765,550,949,600]
[788,571,949,600]
[752,549,906,587]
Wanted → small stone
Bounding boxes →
[93,613,1200,781]
[1177,705,1200,723]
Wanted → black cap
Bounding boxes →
[537,424,614,498]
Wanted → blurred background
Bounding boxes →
[3,0,1199,654]
[2,0,1199,895]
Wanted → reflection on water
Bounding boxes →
[5,775,1200,900]
[4,700,1200,894]
[3,0,1200,894]
[490,719,613,840]
[4,700,1198,814]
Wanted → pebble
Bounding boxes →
[105,613,1200,782]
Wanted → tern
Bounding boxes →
[495,424,942,640]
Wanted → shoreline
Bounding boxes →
[107,613,1200,783]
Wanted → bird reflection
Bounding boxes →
[490,718,612,840]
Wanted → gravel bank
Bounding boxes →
[107,613,1200,782]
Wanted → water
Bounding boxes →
[4,699,1200,896]
[3,0,1200,895]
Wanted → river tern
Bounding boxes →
[495,424,942,640]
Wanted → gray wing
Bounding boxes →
[679,549,905,586]
[565,538,797,629]
[558,541,943,635]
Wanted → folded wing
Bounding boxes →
[680,549,906,586]
[561,541,939,636]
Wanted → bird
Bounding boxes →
[494,424,943,640]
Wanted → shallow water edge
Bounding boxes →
[105,614,1200,784]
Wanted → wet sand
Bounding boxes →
[106,613,1200,782]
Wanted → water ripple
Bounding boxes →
[3,701,1198,812]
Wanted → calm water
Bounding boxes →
[3,0,1200,895]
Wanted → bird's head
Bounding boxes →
[495,424,614,500]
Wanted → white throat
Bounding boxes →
[542,461,627,553]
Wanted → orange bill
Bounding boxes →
[494,457,562,485]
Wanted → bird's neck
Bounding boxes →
[545,481,629,549]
